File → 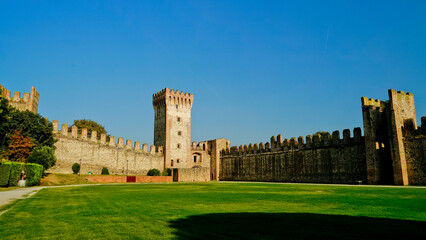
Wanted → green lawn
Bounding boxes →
[0,182,425,239]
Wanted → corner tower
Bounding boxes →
[153,88,193,168]
[0,84,39,114]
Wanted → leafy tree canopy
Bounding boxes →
[27,146,56,170]
[7,130,34,162]
[71,119,108,138]
[1,110,55,149]
[0,93,55,155]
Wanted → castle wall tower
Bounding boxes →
[387,90,416,185]
[0,84,39,114]
[361,89,417,186]
[153,88,193,168]
[361,97,393,184]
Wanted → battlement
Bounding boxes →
[153,87,193,108]
[222,127,363,156]
[402,116,426,137]
[361,97,387,109]
[389,89,414,98]
[191,141,209,151]
[0,84,39,114]
[52,120,163,154]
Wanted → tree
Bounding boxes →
[0,109,55,150]
[27,146,57,170]
[70,119,108,139]
[0,90,11,154]
[7,130,34,162]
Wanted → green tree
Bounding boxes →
[0,90,11,154]
[70,119,107,139]
[1,109,55,150]
[27,146,56,170]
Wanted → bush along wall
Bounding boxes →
[8,162,24,186]
[25,163,44,186]
[0,163,11,187]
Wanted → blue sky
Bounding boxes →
[1,0,425,146]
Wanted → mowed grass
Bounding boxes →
[0,182,425,239]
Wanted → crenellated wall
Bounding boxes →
[0,84,39,114]
[402,116,426,185]
[220,128,367,184]
[49,121,164,175]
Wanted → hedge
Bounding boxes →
[8,162,24,187]
[25,163,44,186]
[0,163,11,187]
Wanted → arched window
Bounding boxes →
[177,117,181,122]
[177,143,181,149]
[177,159,180,163]
[192,153,202,164]
[171,160,174,167]
[178,131,182,136]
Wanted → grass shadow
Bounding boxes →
[169,212,426,240]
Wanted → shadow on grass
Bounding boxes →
[169,212,426,240]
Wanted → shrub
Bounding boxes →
[27,146,56,171]
[8,162,24,186]
[161,168,171,176]
[25,163,44,186]
[101,167,109,175]
[147,168,160,176]
[0,163,11,187]
[72,163,80,174]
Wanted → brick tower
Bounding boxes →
[153,88,193,168]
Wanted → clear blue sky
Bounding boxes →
[1,0,425,146]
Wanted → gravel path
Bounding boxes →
[0,187,44,208]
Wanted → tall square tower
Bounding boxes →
[153,88,193,168]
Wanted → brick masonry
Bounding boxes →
[86,175,173,183]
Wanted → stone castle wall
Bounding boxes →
[172,167,210,182]
[220,128,366,184]
[0,84,39,114]
[49,121,164,175]
[403,117,426,185]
